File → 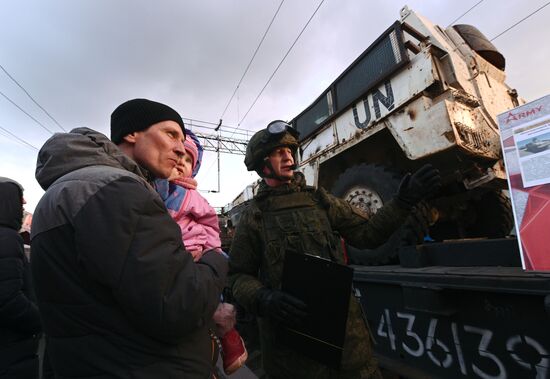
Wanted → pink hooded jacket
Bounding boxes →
[155,130,221,253]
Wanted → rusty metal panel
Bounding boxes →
[400,6,476,96]
[448,101,502,159]
[300,159,319,188]
[387,97,456,159]
[300,122,338,163]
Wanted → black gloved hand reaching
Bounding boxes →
[397,164,442,207]
[256,288,308,327]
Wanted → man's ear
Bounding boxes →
[122,132,139,144]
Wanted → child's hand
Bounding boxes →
[189,248,204,262]
[213,303,236,337]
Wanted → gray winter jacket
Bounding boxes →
[31,128,227,379]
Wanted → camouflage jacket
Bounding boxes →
[228,173,409,378]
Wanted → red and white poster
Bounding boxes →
[498,94,550,270]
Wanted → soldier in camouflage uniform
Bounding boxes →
[229,120,441,378]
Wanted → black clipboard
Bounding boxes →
[280,252,353,368]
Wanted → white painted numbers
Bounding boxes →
[376,309,549,379]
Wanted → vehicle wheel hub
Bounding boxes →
[343,186,384,215]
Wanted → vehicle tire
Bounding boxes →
[453,24,505,70]
[331,164,429,265]
[466,190,514,238]
[331,163,402,216]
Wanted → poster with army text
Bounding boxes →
[497,94,550,270]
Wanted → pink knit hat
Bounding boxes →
[184,137,199,171]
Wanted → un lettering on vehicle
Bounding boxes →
[375,308,549,378]
[333,52,436,144]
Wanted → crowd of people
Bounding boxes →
[1,98,440,379]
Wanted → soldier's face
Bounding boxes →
[265,146,294,180]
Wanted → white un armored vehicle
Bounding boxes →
[291,6,521,256]
[229,8,550,379]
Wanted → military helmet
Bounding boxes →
[244,120,300,173]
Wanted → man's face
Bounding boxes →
[130,121,185,178]
[264,146,295,181]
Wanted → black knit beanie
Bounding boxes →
[110,98,186,144]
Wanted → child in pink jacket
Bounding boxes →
[155,130,247,375]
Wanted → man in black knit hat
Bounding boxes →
[31,99,228,378]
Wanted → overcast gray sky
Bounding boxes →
[1,0,549,213]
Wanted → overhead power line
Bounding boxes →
[0,125,38,150]
[192,117,254,181]
[491,1,550,41]
[0,63,66,132]
[194,131,248,155]
[182,116,252,138]
[447,0,484,27]
[238,0,326,127]
[220,0,285,121]
[0,90,55,134]
[184,116,233,128]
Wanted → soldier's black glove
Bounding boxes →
[397,164,441,207]
[256,288,308,327]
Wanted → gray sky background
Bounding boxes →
[1,0,549,213]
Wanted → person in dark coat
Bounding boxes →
[0,177,41,378]
[31,99,228,378]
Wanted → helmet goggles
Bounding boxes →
[261,120,299,144]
